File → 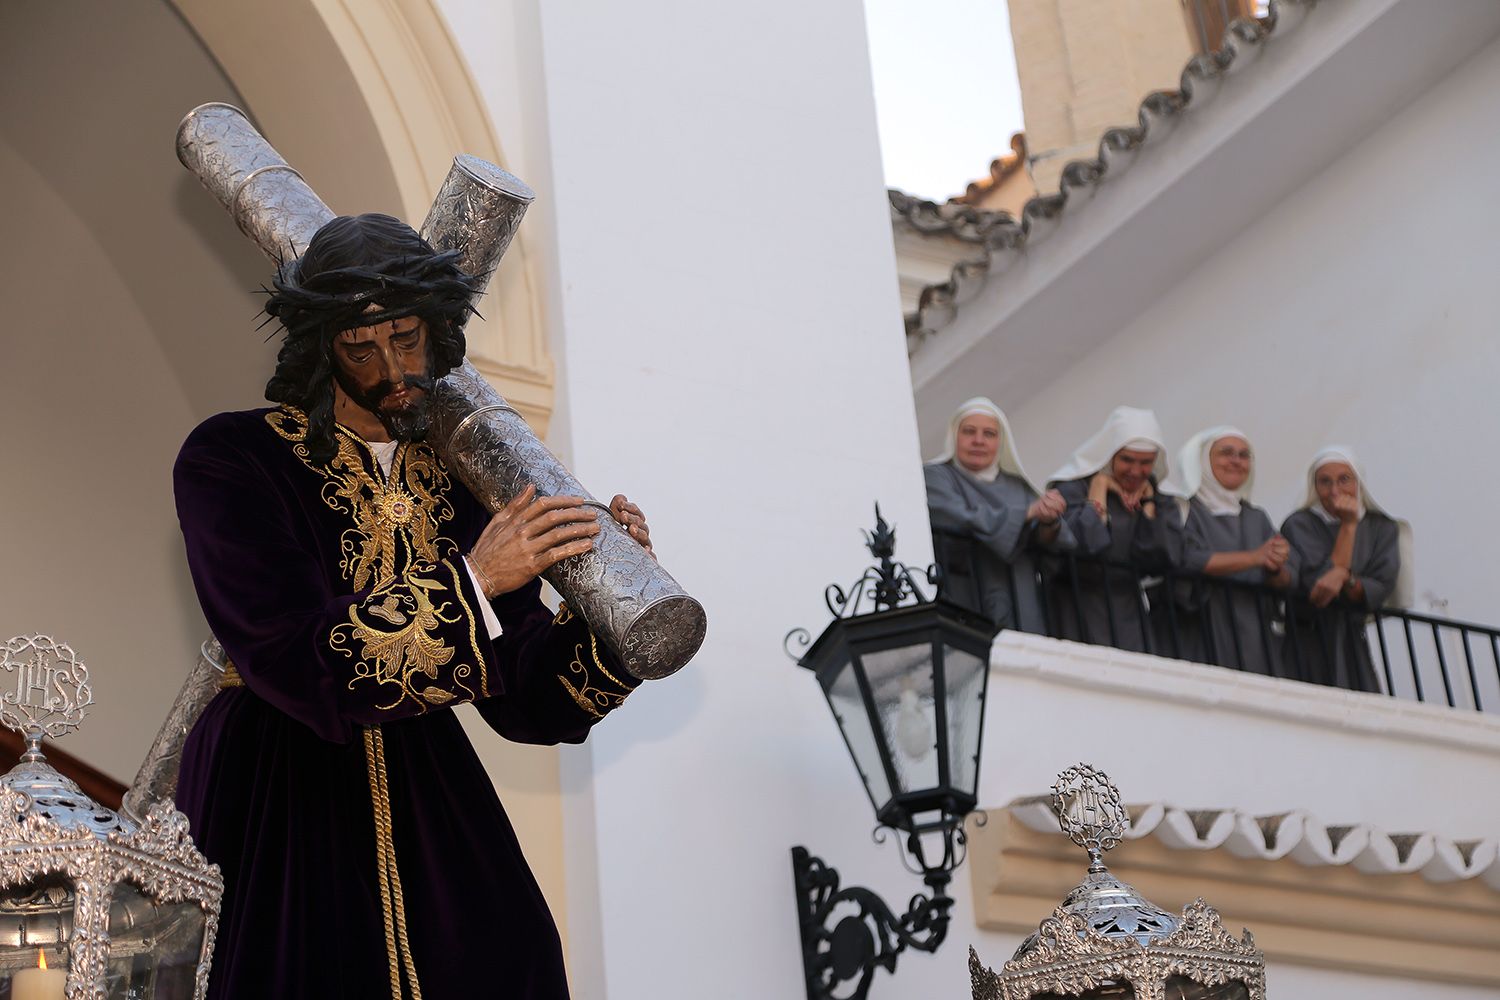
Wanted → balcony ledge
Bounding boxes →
[991,630,1500,756]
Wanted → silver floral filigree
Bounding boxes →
[122,640,226,824]
[431,362,708,680]
[0,640,222,999]
[0,785,223,1000]
[976,901,1265,1000]
[176,103,332,262]
[971,764,1266,1000]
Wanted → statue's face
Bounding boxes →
[331,314,435,440]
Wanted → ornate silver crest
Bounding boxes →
[972,763,1266,1000]
[1052,763,1126,866]
[0,636,93,752]
[0,636,222,1000]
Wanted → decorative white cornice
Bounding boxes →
[1007,797,1500,887]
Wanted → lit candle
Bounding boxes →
[12,949,65,1000]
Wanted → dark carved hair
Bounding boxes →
[262,213,481,462]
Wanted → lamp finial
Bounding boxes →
[0,636,92,760]
[1051,762,1127,873]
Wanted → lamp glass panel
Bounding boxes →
[941,643,987,798]
[1164,977,1251,1000]
[105,881,206,1000]
[827,654,894,812]
[858,642,939,795]
[0,875,72,998]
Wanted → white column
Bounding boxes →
[525,2,933,996]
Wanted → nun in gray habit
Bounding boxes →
[1169,427,1296,675]
[1280,447,1412,693]
[924,397,1072,634]
[1046,407,1184,655]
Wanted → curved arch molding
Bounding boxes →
[173,0,554,432]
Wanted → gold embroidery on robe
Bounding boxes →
[265,406,455,590]
[559,631,631,719]
[331,566,479,712]
[267,407,487,708]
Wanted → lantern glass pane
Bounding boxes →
[105,882,205,1000]
[942,644,987,798]
[0,875,72,998]
[1164,978,1251,1000]
[827,657,893,811]
[860,642,939,795]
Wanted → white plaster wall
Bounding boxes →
[0,2,272,775]
[1002,30,1500,624]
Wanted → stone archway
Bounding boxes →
[174,0,554,429]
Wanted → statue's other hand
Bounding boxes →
[611,494,655,560]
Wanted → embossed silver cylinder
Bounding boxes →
[175,103,334,261]
[122,641,226,825]
[420,153,534,283]
[173,102,706,680]
[416,158,705,679]
[429,365,707,679]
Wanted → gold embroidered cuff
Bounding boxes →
[558,630,637,720]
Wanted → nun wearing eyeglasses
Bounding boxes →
[1169,427,1295,675]
[1045,407,1183,654]
[924,398,1073,634]
[1280,447,1412,692]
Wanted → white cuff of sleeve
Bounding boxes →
[462,557,504,639]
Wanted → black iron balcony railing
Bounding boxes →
[932,528,1500,713]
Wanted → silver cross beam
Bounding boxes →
[174,102,705,682]
[122,105,707,820]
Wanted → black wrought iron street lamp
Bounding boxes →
[785,506,995,1000]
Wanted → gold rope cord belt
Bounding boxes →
[363,726,424,1000]
[218,673,421,996]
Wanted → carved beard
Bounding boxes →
[333,366,436,443]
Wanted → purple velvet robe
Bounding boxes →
[173,406,636,1000]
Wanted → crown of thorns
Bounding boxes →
[261,249,484,339]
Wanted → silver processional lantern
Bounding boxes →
[970,764,1266,1000]
[0,636,222,1000]
[785,506,996,1000]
